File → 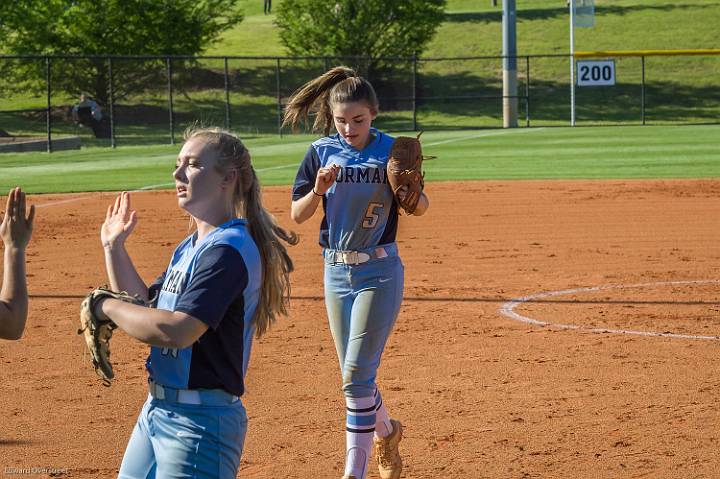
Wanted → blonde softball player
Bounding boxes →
[93,128,297,478]
[285,66,429,479]
[1,187,35,341]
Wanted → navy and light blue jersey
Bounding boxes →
[292,128,399,251]
[146,219,261,397]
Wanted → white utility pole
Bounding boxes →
[570,0,576,126]
[502,0,518,128]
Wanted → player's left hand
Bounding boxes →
[78,285,147,386]
[396,187,429,216]
[101,191,137,250]
[0,187,35,250]
[396,186,409,202]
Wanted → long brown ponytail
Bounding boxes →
[184,127,299,337]
[282,66,380,136]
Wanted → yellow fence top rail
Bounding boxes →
[575,49,720,58]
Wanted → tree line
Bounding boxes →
[0,0,445,107]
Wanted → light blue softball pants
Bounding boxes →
[324,254,405,399]
[117,395,247,479]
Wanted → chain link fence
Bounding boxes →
[0,53,718,151]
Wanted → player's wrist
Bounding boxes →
[311,187,324,197]
[93,297,112,321]
[102,240,125,252]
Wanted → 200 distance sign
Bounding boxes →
[576,60,616,86]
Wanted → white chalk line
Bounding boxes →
[34,163,299,209]
[424,127,546,147]
[499,280,720,341]
[34,195,96,209]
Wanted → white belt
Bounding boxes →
[325,247,389,265]
[152,384,201,404]
[149,380,239,406]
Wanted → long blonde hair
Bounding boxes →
[282,66,380,136]
[184,126,299,337]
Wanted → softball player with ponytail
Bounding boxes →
[93,127,297,478]
[285,66,429,479]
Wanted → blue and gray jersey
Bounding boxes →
[292,128,399,251]
[145,218,261,397]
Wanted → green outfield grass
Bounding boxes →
[1,125,718,194]
[1,0,718,138]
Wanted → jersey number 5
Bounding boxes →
[363,202,384,229]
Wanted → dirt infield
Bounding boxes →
[1,180,719,478]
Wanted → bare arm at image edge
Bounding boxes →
[0,188,35,340]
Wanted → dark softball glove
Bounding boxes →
[387,133,433,215]
[78,286,145,386]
